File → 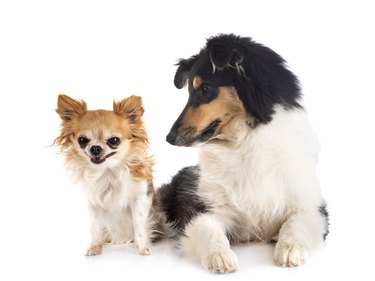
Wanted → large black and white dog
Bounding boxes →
[158,34,328,273]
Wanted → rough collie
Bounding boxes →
[158,34,328,273]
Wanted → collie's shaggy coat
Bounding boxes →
[159,34,328,273]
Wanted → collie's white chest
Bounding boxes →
[200,149,285,214]
[198,108,322,223]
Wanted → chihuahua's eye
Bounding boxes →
[78,136,90,148]
[107,137,121,147]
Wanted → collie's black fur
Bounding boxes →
[173,33,302,125]
[319,203,330,240]
[158,166,208,234]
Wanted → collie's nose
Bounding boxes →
[166,132,176,145]
[90,145,102,156]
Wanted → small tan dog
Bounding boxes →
[54,94,156,256]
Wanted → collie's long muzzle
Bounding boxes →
[166,118,221,147]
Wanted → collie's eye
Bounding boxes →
[201,84,210,95]
[107,137,121,147]
[78,136,90,147]
[201,85,209,95]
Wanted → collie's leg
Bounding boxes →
[274,210,326,266]
[181,213,238,273]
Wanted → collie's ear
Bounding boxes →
[207,37,244,71]
[113,95,144,123]
[56,94,87,121]
[174,55,198,89]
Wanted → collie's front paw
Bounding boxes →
[137,246,152,255]
[201,248,239,274]
[274,242,307,266]
[86,244,103,256]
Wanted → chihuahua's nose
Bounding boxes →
[90,145,103,156]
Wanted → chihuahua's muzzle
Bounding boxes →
[89,145,116,164]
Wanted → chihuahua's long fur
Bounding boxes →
[55,94,156,256]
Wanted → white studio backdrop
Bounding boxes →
[0,1,374,280]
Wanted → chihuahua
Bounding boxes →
[54,94,156,256]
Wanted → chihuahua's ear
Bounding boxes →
[207,35,244,71]
[113,95,144,123]
[54,94,87,150]
[174,55,198,89]
[56,94,87,121]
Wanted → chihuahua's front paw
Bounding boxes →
[137,245,152,255]
[274,242,307,266]
[86,244,103,256]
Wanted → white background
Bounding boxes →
[1,0,374,280]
